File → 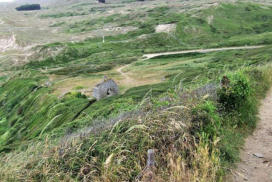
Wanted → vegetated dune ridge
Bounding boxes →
[0,0,272,181]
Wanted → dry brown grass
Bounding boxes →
[0,92,221,181]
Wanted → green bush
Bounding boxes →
[192,101,221,138]
[218,72,251,111]
[16,4,41,11]
[64,91,87,99]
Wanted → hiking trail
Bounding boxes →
[142,45,264,60]
[116,64,134,85]
[229,89,272,182]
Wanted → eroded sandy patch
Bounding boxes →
[155,24,176,33]
[0,34,19,52]
[207,15,214,25]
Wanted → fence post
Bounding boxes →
[147,149,155,168]
[136,149,156,182]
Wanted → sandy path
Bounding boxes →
[143,45,264,60]
[116,64,135,85]
[229,89,272,182]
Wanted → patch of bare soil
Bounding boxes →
[207,15,214,25]
[155,24,176,33]
[115,64,161,90]
[116,64,134,86]
[0,34,19,52]
[229,89,272,182]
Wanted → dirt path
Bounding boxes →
[116,64,135,85]
[142,45,264,60]
[229,89,272,182]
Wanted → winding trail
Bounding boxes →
[116,64,135,85]
[229,89,272,182]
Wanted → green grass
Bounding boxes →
[130,46,272,88]
[1,65,272,181]
[175,3,272,47]
[2,45,272,152]
[40,5,125,19]
[0,77,91,152]
[40,12,89,19]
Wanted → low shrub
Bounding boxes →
[192,101,221,138]
[218,71,251,111]
[16,4,41,11]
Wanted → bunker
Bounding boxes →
[93,76,119,100]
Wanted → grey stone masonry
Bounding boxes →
[93,76,119,100]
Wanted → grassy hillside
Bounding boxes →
[1,63,272,181]
[0,1,272,181]
[27,3,272,75]
[2,45,272,152]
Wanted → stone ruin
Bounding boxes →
[93,76,119,100]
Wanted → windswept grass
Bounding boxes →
[1,1,272,181]
[2,45,272,152]
[1,64,272,181]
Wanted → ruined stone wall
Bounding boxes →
[93,79,119,100]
